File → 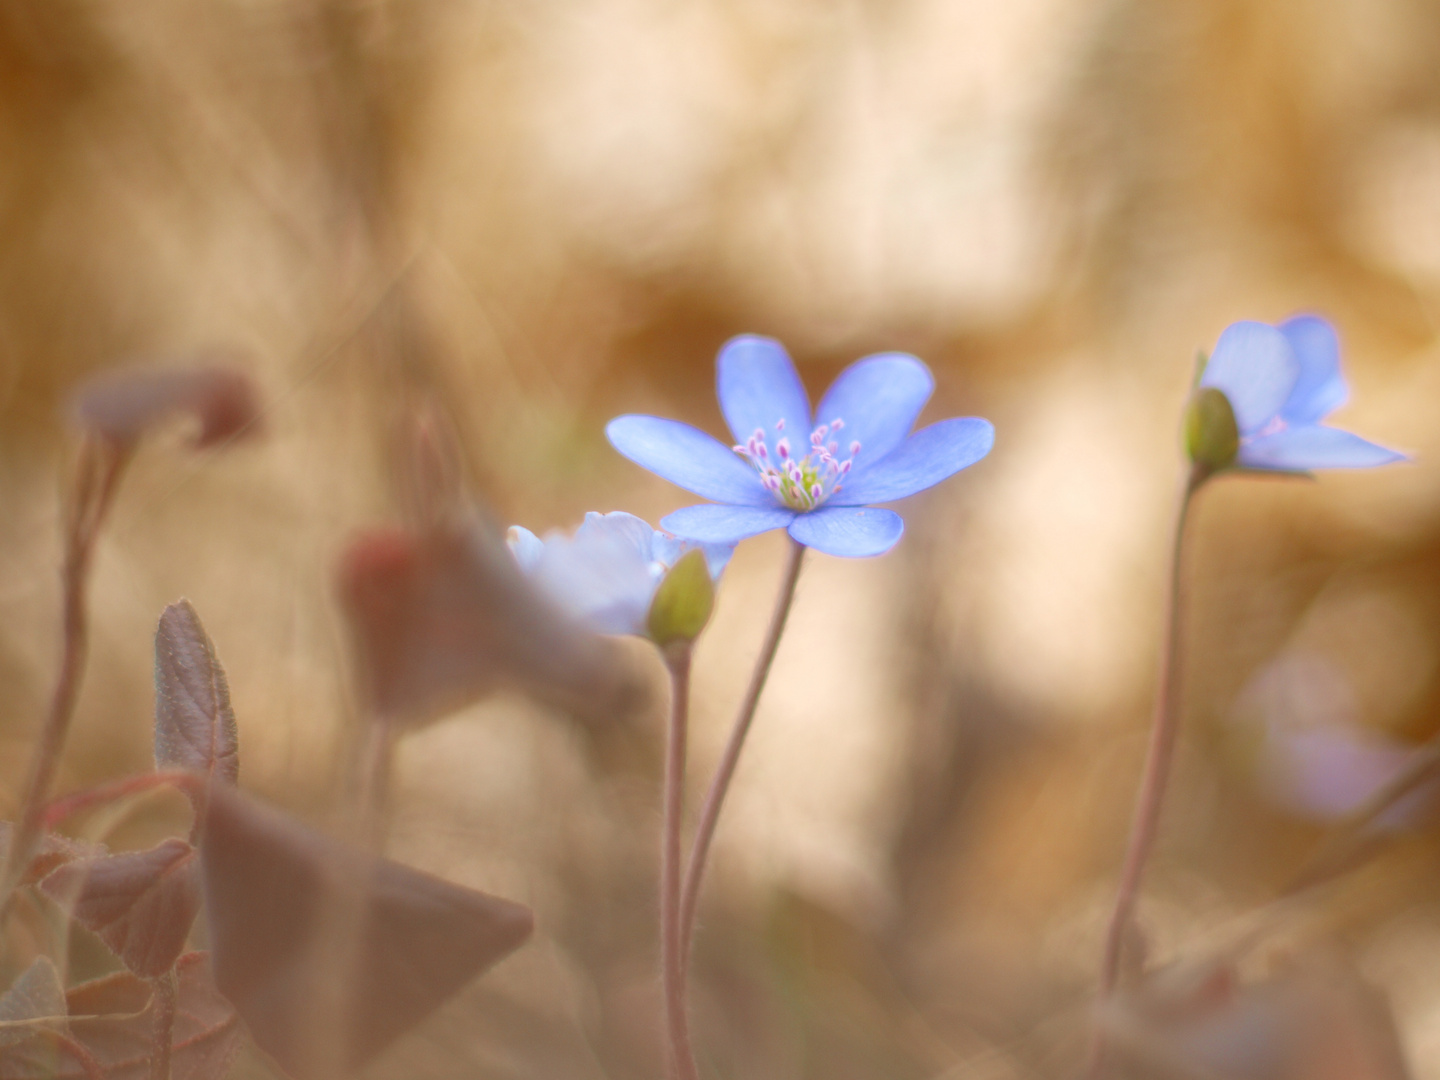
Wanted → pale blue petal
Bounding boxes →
[787,506,904,557]
[506,526,543,572]
[716,335,812,447]
[1239,425,1406,471]
[531,526,655,636]
[831,417,994,505]
[1199,321,1300,434]
[661,504,795,544]
[696,541,735,579]
[577,511,657,562]
[814,352,934,463]
[607,415,771,505]
[1279,315,1348,424]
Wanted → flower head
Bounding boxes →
[605,335,994,557]
[1193,317,1404,474]
[507,511,732,639]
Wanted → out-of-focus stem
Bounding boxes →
[149,969,178,1080]
[1092,465,1205,1068]
[0,439,128,914]
[679,537,805,969]
[353,711,397,853]
[43,771,199,831]
[661,643,698,1080]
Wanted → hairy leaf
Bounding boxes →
[40,840,201,978]
[0,958,67,1048]
[0,824,105,886]
[337,516,638,727]
[199,785,534,1078]
[0,954,239,1080]
[153,601,239,789]
[70,366,261,450]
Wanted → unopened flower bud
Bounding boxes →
[646,549,715,645]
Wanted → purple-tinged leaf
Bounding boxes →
[199,785,534,1078]
[70,366,262,451]
[0,823,106,886]
[0,954,239,1080]
[153,602,239,790]
[0,958,67,1048]
[337,517,636,727]
[40,840,201,979]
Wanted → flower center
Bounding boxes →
[734,417,861,512]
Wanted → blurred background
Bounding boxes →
[3,0,1440,1076]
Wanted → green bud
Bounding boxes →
[1184,386,1239,474]
[647,549,714,646]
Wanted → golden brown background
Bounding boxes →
[3,0,1440,1076]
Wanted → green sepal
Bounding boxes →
[647,549,714,645]
[1184,386,1239,474]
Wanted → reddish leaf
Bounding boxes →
[40,840,201,978]
[0,824,105,886]
[70,366,261,450]
[199,785,533,1078]
[0,958,67,1048]
[337,516,636,727]
[153,601,239,789]
[0,954,239,1080]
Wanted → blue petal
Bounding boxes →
[1239,424,1406,471]
[1199,321,1300,434]
[716,335,812,447]
[831,417,994,505]
[577,511,657,560]
[814,352,934,463]
[506,526,543,571]
[1278,315,1348,424]
[607,415,772,506]
[652,531,735,580]
[661,504,795,544]
[787,506,904,557]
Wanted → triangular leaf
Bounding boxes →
[199,785,533,1077]
[40,839,201,979]
[153,601,239,789]
[70,366,262,450]
[0,824,105,886]
[0,953,240,1080]
[0,958,67,1048]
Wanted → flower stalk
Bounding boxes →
[679,536,806,968]
[660,641,699,1080]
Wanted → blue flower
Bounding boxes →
[1199,317,1405,472]
[605,336,994,557]
[507,511,733,638]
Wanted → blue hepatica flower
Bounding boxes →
[1199,317,1405,472]
[507,511,732,638]
[605,336,995,557]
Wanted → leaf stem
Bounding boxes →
[678,537,805,969]
[661,643,699,1080]
[1092,465,1205,1064]
[43,771,201,831]
[0,438,129,913]
[149,968,178,1080]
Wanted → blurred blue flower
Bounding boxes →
[507,511,732,638]
[1200,317,1405,472]
[605,336,994,557]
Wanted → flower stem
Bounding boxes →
[149,968,178,1080]
[1092,465,1205,1062]
[661,642,698,1080]
[679,536,806,969]
[0,438,128,915]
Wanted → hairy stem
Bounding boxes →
[661,643,698,1080]
[43,771,200,831]
[0,439,128,912]
[1092,466,1204,1065]
[679,537,805,968]
[149,968,178,1080]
